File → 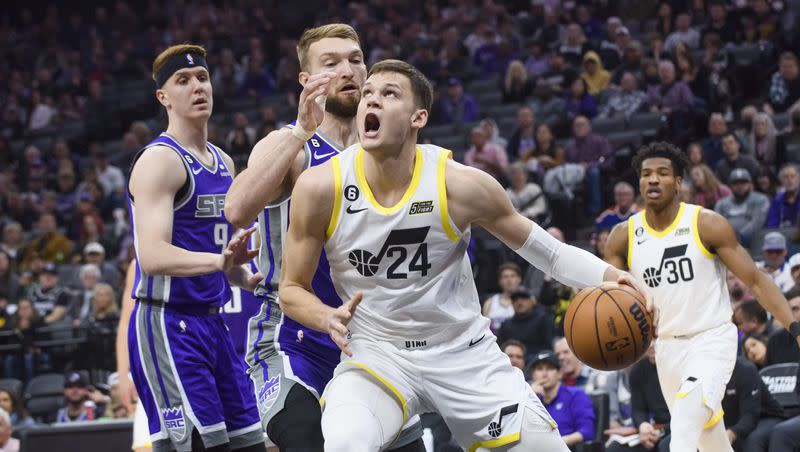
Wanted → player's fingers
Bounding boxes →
[248,272,264,286]
[345,292,363,314]
[246,248,259,260]
[300,75,333,99]
[302,71,337,87]
[330,329,353,356]
[330,321,350,339]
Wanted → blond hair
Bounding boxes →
[92,283,118,316]
[152,44,207,81]
[296,24,360,71]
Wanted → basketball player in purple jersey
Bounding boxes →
[225,25,423,451]
[127,44,266,452]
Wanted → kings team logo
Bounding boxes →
[257,375,281,414]
[162,406,186,442]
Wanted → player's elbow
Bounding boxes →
[277,283,299,314]
[138,248,165,275]
[224,193,256,230]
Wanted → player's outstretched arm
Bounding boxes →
[279,163,361,355]
[130,146,231,276]
[225,72,336,229]
[700,210,796,333]
[115,260,138,415]
[447,161,650,296]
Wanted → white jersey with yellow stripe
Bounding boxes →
[324,144,480,342]
[627,202,732,337]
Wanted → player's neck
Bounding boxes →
[318,114,358,149]
[644,200,681,231]
[165,116,208,156]
[362,140,417,202]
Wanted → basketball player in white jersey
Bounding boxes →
[279,59,651,452]
[605,142,800,452]
[225,24,423,451]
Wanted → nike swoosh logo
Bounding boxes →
[346,206,367,214]
[469,334,486,347]
[637,240,647,245]
[191,167,203,175]
[314,150,336,159]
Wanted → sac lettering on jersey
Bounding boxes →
[196,194,226,218]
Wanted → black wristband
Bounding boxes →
[790,321,800,339]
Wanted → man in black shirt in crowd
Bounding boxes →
[607,343,670,452]
[767,288,800,366]
[735,299,777,339]
[27,262,69,324]
[496,289,554,359]
[722,357,785,451]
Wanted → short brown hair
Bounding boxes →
[152,44,207,81]
[368,59,433,113]
[297,24,360,71]
[497,262,523,279]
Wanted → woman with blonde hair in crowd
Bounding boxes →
[688,163,732,209]
[748,112,784,169]
[90,283,118,324]
[502,60,532,102]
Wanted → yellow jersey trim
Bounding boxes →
[437,149,459,242]
[355,147,423,215]
[347,361,409,425]
[692,205,713,259]
[132,442,152,449]
[326,156,343,239]
[468,432,521,452]
[642,202,686,238]
[627,216,634,270]
[704,409,724,429]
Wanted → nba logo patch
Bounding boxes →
[186,53,194,65]
[258,375,281,414]
[162,406,187,442]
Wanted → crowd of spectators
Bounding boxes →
[1,0,800,449]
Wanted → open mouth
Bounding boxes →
[339,83,358,94]
[364,113,380,138]
[193,98,208,106]
[646,188,661,198]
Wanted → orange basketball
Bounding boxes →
[563,282,653,371]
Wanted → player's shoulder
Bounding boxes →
[695,204,729,229]
[132,144,185,172]
[295,157,336,195]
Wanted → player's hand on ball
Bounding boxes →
[326,292,362,357]
[297,71,336,133]
[616,271,659,334]
[219,227,259,272]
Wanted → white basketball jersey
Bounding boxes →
[628,203,732,337]
[324,145,480,342]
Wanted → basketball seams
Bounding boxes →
[607,287,653,328]
[604,289,639,366]
[592,290,609,369]
[568,283,653,371]
[565,288,594,363]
